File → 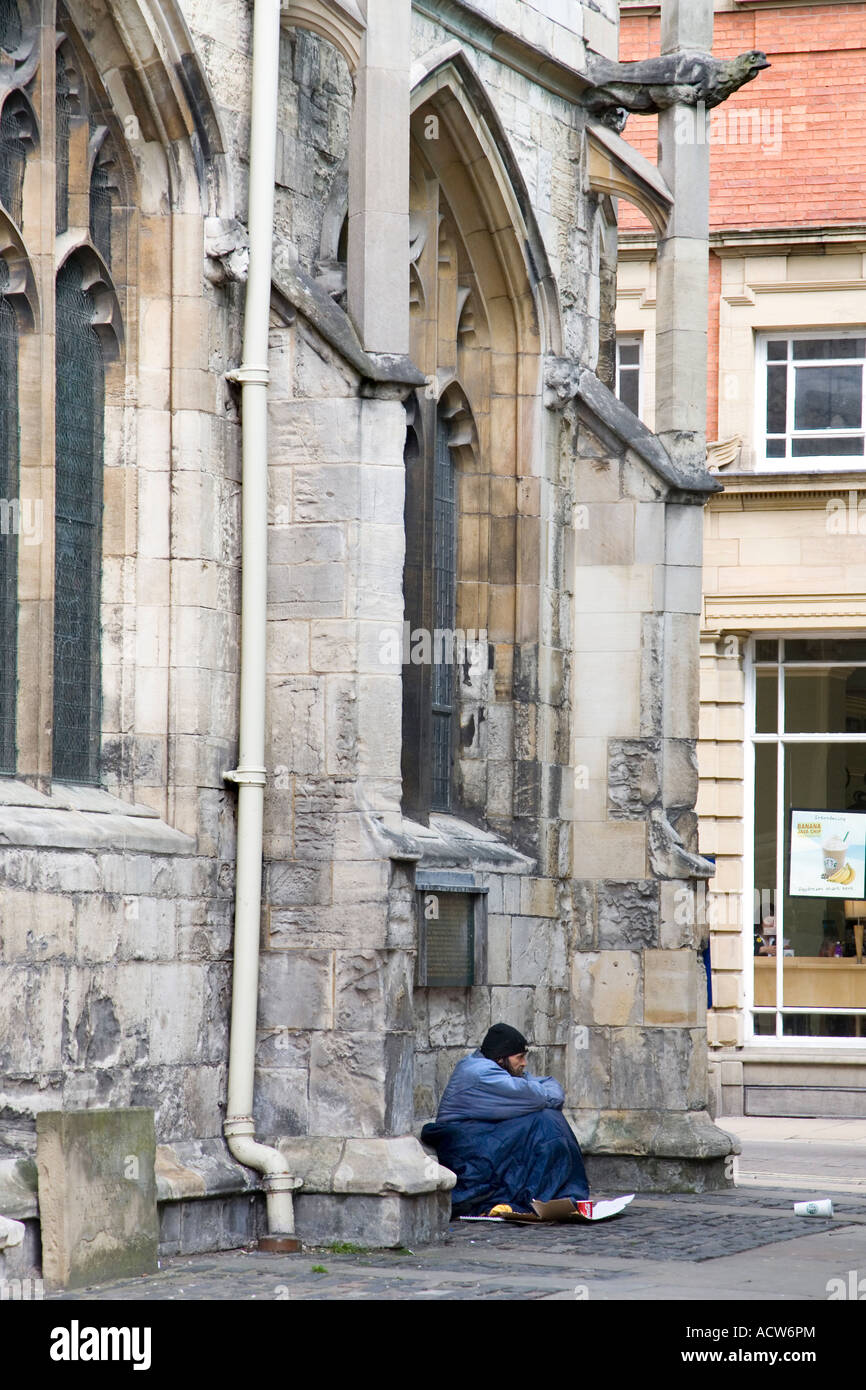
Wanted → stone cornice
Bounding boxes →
[619,226,866,261]
[709,471,866,503]
[411,0,592,101]
[705,593,866,629]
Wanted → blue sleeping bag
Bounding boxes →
[421,1051,589,1216]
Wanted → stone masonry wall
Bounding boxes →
[0,843,232,1156]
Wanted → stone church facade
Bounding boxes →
[0,0,749,1269]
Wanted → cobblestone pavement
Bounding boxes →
[46,1187,866,1302]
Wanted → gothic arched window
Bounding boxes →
[52,257,104,783]
[431,407,457,811]
[0,4,126,784]
[0,257,18,773]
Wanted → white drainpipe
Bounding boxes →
[223,0,300,1249]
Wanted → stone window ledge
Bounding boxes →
[0,780,195,855]
[401,813,535,874]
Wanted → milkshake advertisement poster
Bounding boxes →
[789,809,866,898]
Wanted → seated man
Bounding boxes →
[421,1023,589,1216]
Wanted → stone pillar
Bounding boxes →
[347,0,410,354]
[654,0,712,476]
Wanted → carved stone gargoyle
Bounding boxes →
[584,50,770,131]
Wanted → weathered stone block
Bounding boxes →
[259,950,333,1030]
[574,950,642,1027]
[253,1068,309,1139]
[597,880,659,949]
[644,949,702,1026]
[608,738,661,819]
[609,1028,707,1111]
[36,1109,158,1291]
[568,1024,610,1109]
[309,1033,388,1137]
[293,1191,450,1248]
[511,917,568,988]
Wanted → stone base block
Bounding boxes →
[0,1218,41,1285]
[158,1192,265,1257]
[584,1153,734,1193]
[293,1191,451,1248]
[36,1108,159,1291]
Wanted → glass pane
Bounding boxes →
[755,639,778,662]
[766,364,787,433]
[755,669,777,731]
[785,638,866,663]
[753,1012,777,1034]
[753,744,777,1009]
[793,338,865,360]
[618,368,639,415]
[0,102,27,226]
[781,1014,862,1038]
[766,437,786,458]
[0,0,22,53]
[766,340,788,361]
[785,667,866,733]
[431,412,455,812]
[792,435,863,458]
[794,365,861,431]
[782,744,866,1032]
[618,342,639,366]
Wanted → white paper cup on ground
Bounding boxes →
[794,1199,833,1217]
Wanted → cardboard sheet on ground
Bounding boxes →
[460,1195,634,1224]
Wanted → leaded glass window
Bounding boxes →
[431,410,456,811]
[89,159,112,266]
[0,0,21,54]
[56,50,73,234]
[0,258,17,773]
[53,259,104,783]
[0,98,27,226]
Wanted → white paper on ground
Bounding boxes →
[586,1194,635,1221]
[530,1194,635,1222]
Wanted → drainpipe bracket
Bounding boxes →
[225,364,270,386]
[223,1115,256,1138]
[264,1173,304,1194]
[223,767,267,787]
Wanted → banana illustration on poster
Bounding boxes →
[789,810,866,898]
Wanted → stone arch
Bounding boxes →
[56,240,123,362]
[280,0,365,77]
[62,0,231,217]
[410,42,562,358]
[0,207,38,329]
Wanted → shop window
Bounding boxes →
[751,638,866,1039]
[757,332,866,469]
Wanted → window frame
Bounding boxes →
[615,333,642,420]
[745,634,866,1045]
[755,329,866,471]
